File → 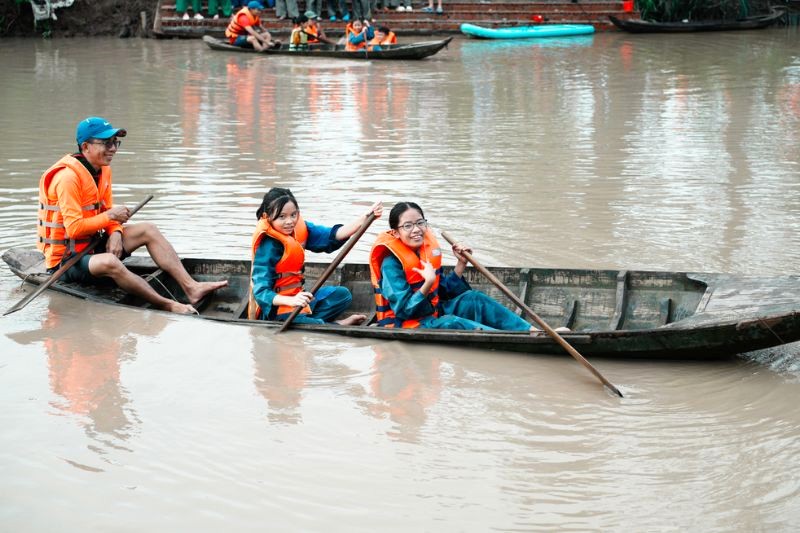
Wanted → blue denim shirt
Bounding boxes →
[379,255,470,323]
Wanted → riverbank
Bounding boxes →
[1,0,157,37]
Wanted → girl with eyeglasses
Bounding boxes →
[248,187,382,325]
[369,202,539,331]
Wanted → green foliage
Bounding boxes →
[635,0,753,21]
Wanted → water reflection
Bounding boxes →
[252,334,309,425]
[359,344,442,443]
[7,304,167,455]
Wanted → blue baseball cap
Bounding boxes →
[76,117,127,146]
[247,1,264,9]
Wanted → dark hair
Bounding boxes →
[389,202,424,229]
[256,188,299,220]
[378,26,390,33]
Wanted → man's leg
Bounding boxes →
[120,222,228,305]
[248,34,267,50]
[87,253,197,313]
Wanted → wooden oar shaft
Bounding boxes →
[3,195,154,317]
[440,230,623,398]
[277,212,377,333]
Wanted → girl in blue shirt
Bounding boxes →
[372,202,550,331]
[250,187,382,325]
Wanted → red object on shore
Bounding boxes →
[531,14,544,22]
[622,0,634,12]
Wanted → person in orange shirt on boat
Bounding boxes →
[368,25,396,50]
[369,202,545,331]
[248,187,383,325]
[225,1,280,51]
[303,10,336,44]
[37,117,228,314]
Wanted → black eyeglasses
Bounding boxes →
[89,139,121,150]
[398,219,428,232]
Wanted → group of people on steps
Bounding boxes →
[38,117,553,334]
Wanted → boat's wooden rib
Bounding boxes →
[610,270,629,331]
[5,247,800,359]
[564,300,578,330]
[659,298,673,326]
[202,35,453,60]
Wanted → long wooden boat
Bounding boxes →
[202,35,452,60]
[608,7,785,33]
[460,23,595,39]
[5,248,800,359]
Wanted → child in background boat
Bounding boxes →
[303,10,337,45]
[368,25,396,50]
[344,19,375,51]
[368,202,551,332]
[289,15,309,50]
[248,188,383,325]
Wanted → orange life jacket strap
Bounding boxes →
[38,219,64,229]
[40,200,105,212]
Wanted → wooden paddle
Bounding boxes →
[441,230,623,398]
[4,195,154,317]
[276,212,377,333]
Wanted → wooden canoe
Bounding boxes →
[5,247,800,359]
[609,7,785,33]
[202,35,453,60]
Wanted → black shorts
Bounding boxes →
[48,232,130,284]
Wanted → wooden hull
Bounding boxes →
[202,35,453,60]
[6,248,800,359]
[460,23,595,39]
[608,8,785,33]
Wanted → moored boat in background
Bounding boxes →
[6,247,800,360]
[608,6,785,33]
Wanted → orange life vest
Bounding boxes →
[345,24,367,52]
[369,230,442,328]
[369,31,397,47]
[306,23,320,43]
[248,216,311,320]
[226,7,260,43]
[37,154,120,269]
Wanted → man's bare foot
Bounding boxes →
[185,279,228,306]
[165,301,199,315]
[335,314,367,326]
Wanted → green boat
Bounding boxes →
[202,35,453,60]
[5,247,800,359]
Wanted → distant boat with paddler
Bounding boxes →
[202,35,452,60]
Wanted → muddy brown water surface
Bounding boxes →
[1,32,800,530]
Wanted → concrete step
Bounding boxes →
[154,0,637,36]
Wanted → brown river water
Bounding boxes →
[1,30,800,530]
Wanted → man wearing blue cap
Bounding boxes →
[37,117,227,314]
[225,1,281,51]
